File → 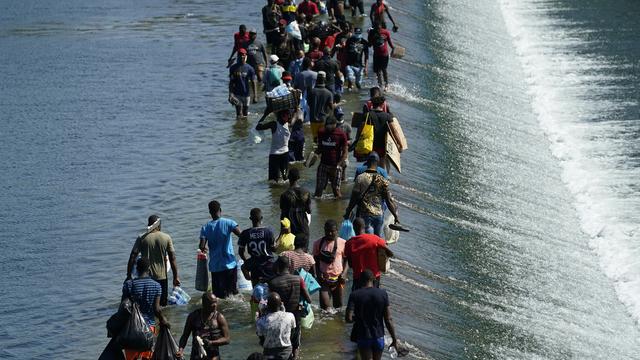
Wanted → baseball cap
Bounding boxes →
[249,28,257,34]
[280,218,291,229]
[279,19,288,26]
[238,48,247,55]
[282,71,293,81]
[270,54,279,63]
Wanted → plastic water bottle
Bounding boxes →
[389,346,398,359]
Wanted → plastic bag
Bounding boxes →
[339,219,355,240]
[193,336,208,359]
[383,212,400,244]
[298,268,320,295]
[151,326,181,360]
[107,298,133,338]
[98,338,125,360]
[300,302,314,329]
[116,300,154,351]
[195,250,209,291]
[237,259,254,292]
[168,287,191,305]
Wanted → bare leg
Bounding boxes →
[319,288,331,310]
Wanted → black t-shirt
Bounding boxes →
[368,110,394,149]
[348,287,389,340]
[314,56,340,88]
[238,227,275,258]
[345,37,369,66]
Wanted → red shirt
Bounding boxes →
[297,1,319,17]
[234,31,250,51]
[344,233,387,279]
[323,31,341,51]
[307,48,323,62]
[368,28,392,57]
[317,127,348,166]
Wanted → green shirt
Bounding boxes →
[133,231,175,280]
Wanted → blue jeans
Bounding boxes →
[346,65,363,87]
[362,214,384,237]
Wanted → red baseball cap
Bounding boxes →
[238,48,247,55]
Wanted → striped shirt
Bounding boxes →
[122,277,161,325]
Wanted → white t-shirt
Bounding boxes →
[256,310,296,348]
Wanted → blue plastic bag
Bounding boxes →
[339,219,355,240]
[299,268,320,295]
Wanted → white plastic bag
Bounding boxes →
[383,212,400,244]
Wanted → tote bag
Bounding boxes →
[354,113,374,158]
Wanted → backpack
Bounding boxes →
[267,66,282,87]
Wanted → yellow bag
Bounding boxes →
[355,113,374,158]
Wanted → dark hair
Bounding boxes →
[208,200,221,215]
[324,219,338,230]
[353,217,365,233]
[369,86,381,98]
[372,96,386,107]
[147,214,160,227]
[361,269,375,283]
[288,168,300,182]
[333,93,341,103]
[302,57,312,70]
[136,257,150,274]
[294,234,308,249]
[250,208,262,220]
[240,24,247,31]
[275,255,290,272]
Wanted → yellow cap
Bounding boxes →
[280,218,291,229]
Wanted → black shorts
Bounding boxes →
[373,55,389,73]
[268,153,289,181]
[211,267,238,299]
[242,257,276,283]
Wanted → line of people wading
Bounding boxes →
[103,1,411,360]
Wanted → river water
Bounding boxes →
[1,0,640,359]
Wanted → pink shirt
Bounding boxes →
[312,237,346,277]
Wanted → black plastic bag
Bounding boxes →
[195,251,209,292]
[106,298,133,338]
[115,301,154,351]
[98,338,125,360]
[151,326,182,360]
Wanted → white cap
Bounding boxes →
[270,54,279,63]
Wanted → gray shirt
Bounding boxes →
[308,85,333,123]
[293,69,317,95]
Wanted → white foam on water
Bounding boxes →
[499,0,640,325]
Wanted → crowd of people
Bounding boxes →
[106,1,410,360]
